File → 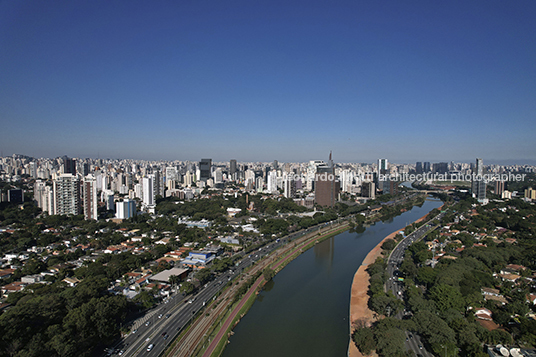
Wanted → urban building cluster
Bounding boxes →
[0,155,535,223]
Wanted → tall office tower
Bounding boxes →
[273,160,279,170]
[230,159,237,180]
[362,181,375,199]
[495,181,506,196]
[53,174,81,216]
[315,152,340,207]
[199,159,212,182]
[378,158,388,174]
[116,199,137,219]
[423,162,431,173]
[267,170,278,193]
[472,158,487,203]
[283,174,296,198]
[143,175,155,206]
[415,162,423,174]
[82,174,98,220]
[377,158,389,192]
[62,156,76,175]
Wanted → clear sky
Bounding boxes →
[1,0,535,164]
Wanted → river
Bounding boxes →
[222,197,442,357]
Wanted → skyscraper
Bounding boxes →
[82,174,98,220]
[230,159,237,180]
[199,159,212,182]
[283,174,296,198]
[267,170,278,193]
[143,175,155,206]
[472,158,487,203]
[415,162,423,174]
[62,156,76,175]
[315,152,340,207]
[53,174,81,216]
[377,158,389,192]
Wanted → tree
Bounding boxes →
[352,325,376,355]
[263,268,274,281]
[168,275,180,286]
[428,283,464,313]
[180,281,194,295]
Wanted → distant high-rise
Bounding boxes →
[433,162,448,174]
[62,156,76,175]
[378,158,388,174]
[199,159,212,182]
[267,170,278,193]
[377,158,389,192]
[283,174,296,198]
[53,174,81,216]
[82,175,98,220]
[495,180,506,196]
[472,158,487,203]
[116,199,137,219]
[315,152,339,207]
[362,181,375,199]
[230,159,237,179]
[423,162,431,173]
[142,175,155,206]
[415,162,423,174]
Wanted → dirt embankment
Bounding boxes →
[348,211,434,357]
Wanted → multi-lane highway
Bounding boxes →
[106,222,343,356]
[385,208,446,357]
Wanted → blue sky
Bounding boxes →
[1,0,535,164]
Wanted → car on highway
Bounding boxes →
[147,344,154,351]
[145,321,150,326]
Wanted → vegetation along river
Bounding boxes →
[222,197,443,357]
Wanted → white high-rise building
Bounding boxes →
[214,168,223,184]
[34,180,54,214]
[134,183,143,199]
[143,175,155,206]
[53,174,81,216]
[267,170,278,193]
[307,160,325,191]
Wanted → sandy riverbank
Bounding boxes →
[347,211,434,357]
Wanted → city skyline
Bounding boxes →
[1,1,536,163]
